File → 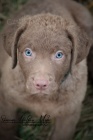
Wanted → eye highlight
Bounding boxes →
[24,48,32,57]
[55,51,63,59]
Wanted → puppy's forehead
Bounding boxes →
[18,14,72,52]
[19,28,72,53]
[19,14,71,30]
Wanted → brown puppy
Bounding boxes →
[0,0,93,140]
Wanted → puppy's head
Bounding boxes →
[3,14,91,96]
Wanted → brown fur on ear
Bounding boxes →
[66,0,93,37]
[3,24,18,57]
[12,25,27,69]
[3,16,31,69]
[66,25,92,71]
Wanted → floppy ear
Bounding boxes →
[3,22,27,69]
[11,25,27,68]
[3,16,31,68]
[67,25,92,71]
[65,0,93,37]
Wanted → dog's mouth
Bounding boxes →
[26,80,58,96]
[26,89,52,96]
[25,86,59,101]
[24,81,59,102]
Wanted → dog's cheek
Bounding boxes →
[18,53,30,77]
[52,59,65,81]
[25,78,33,93]
[53,57,71,84]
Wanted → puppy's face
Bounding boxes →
[18,27,72,96]
[4,14,91,98]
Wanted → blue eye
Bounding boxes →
[55,51,63,59]
[25,48,32,57]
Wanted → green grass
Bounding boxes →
[0,0,28,31]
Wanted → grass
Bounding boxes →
[0,0,93,140]
[0,0,28,31]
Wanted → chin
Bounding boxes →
[25,87,58,100]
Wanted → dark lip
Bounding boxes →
[36,86,47,90]
[26,87,48,94]
[33,92,48,95]
[28,91,49,96]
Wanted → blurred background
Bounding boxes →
[0,0,93,140]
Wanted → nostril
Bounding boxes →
[36,83,47,88]
[35,79,48,90]
[36,84,40,87]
